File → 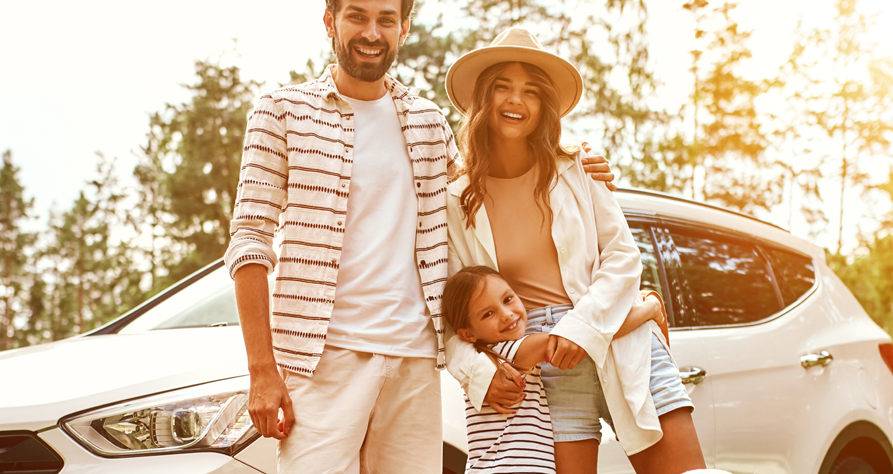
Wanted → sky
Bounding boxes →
[1,0,891,252]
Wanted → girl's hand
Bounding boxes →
[614,291,667,340]
[547,335,587,370]
[641,291,666,326]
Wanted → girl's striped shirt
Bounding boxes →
[464,336,554,473]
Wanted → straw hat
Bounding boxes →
[445,27,583,118]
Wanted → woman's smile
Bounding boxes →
[488,63,542,141]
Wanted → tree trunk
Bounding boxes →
[838,118,848,254]
[77,259,84,334]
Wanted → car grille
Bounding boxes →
[0,432,63,474]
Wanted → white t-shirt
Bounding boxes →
[325,92,437,358]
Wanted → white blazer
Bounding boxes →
[444,151,667,455]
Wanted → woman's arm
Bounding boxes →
[548,155,643,370]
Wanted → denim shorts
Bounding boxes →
[526,304,694,443]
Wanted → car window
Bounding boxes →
[668,228,781,327]
[629,224,664,299]
[119,268,240,333]
[763,248,816,306]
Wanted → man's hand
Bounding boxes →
[483,364,526,414]
[581,142,617,191]
[547,335,587,370]
[248,367,295,439]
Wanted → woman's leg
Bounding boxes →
[627,334,705,473]
[531,306,605,474]
[555,439,600,474]
[627,407,705,474]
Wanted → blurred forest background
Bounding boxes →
[1,0,892,350]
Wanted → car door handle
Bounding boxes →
[800,350,833,369]
[679,367,707,385]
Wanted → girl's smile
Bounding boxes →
[458,274,529,344]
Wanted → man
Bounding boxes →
[224,1,616,471]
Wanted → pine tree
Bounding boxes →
[0,150,35,350]
[138,59,262,286]
[42,156,140,335]
[681,1,780,213]
[782,0,893,252]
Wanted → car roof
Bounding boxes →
[615,188,826,263]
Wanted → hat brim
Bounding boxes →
[446,45,583,118]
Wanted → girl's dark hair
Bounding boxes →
[443,266,530,374]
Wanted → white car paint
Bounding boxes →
[1,188,891,473]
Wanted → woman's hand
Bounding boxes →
[581,142,616,191]
[484,363,526,414]
[547,335,587,370]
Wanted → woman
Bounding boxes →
[443,28,706,473]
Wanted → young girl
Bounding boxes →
[443,266,668,473]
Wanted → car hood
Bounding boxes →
[0,327,248,431]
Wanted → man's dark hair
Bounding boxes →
[325,0,414,22]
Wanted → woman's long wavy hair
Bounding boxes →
[443,266,530,374]
[457,61,578,229]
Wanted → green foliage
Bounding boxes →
[138,59,262,287]
[828,245,893,339]
[40,156,145,338]
[0,150,36,350]
[781,0,893,251]
[673,1,780,213]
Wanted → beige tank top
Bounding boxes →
[484,166,572,310]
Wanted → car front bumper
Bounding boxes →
[32,428,266,474]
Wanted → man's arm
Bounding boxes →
[224,92,292,439]
[234,264,294,439]
[581,143,616,191]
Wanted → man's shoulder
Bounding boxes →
[404,94,448,119]
[258,79,336,106]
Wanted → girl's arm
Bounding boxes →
[614,292,665,340]
[513,333,551,369]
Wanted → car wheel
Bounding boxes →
[830,456,879,474]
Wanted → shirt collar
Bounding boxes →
[317,64,415,108]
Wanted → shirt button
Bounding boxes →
[560,247,566,253]
[341,183,347,188]
[337,221,343,226]
[420,260,427,267]
[416,182,421,188]
[569,288,576,294]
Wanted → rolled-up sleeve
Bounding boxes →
[444,189,499,410]
[550,159,642,369]
[223,94,288,278]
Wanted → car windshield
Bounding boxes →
[119,267,241,333]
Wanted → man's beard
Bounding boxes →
[333,31,398,82]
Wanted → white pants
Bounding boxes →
[277,346,442,474]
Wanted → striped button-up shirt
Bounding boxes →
[224,65,458,376]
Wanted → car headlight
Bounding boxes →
[62,377,257,457]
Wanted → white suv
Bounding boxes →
[1,188,891,474]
